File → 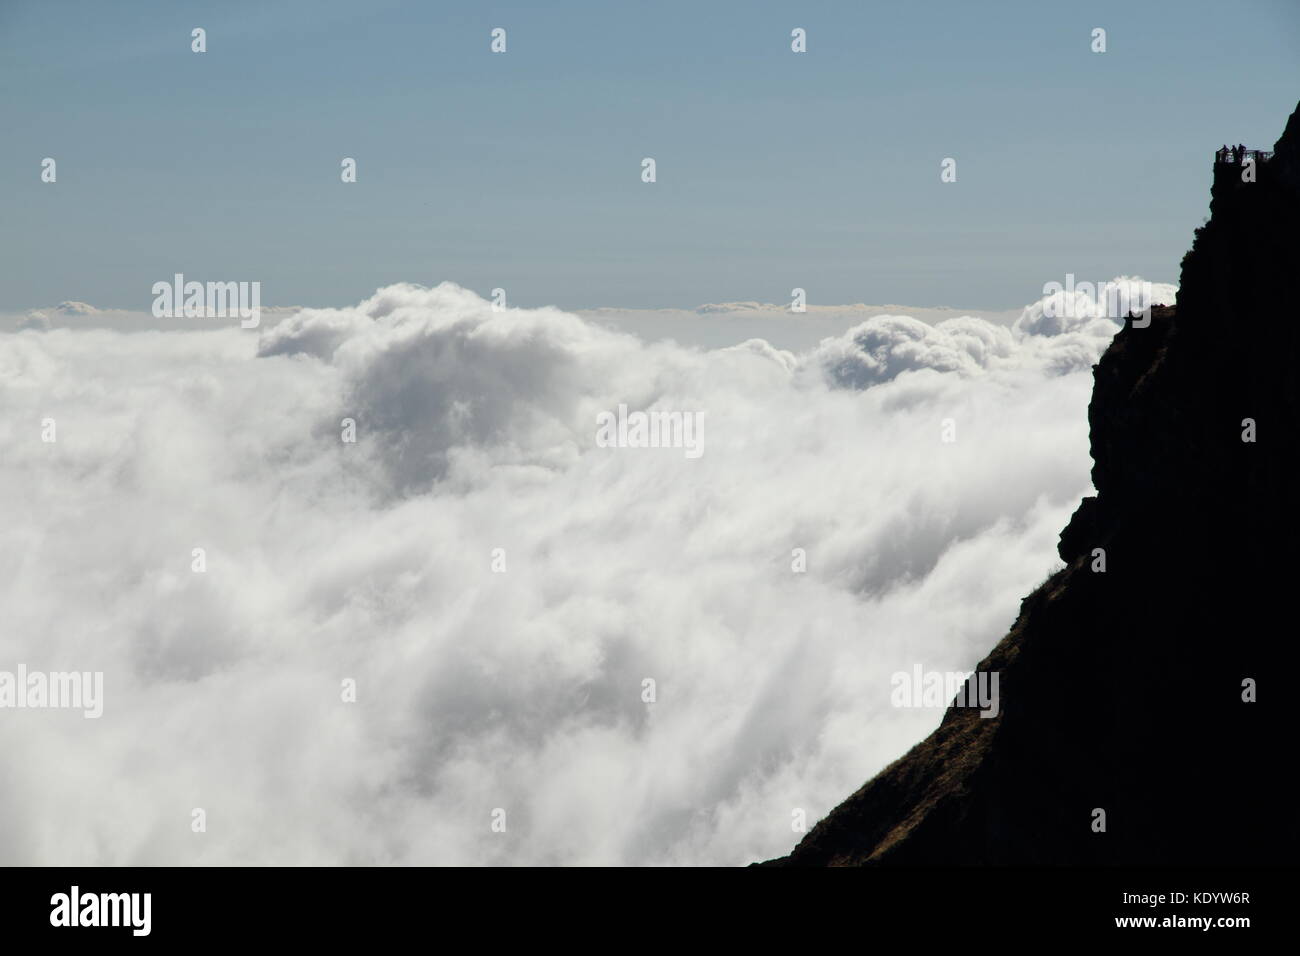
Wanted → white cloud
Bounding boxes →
[1014,276,1177,337]
[805,314,1017,389]
[0,279,1156,864]
[581,301,1026,352]
[2,303,305,334]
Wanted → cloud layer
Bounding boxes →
[0,278,1168,864]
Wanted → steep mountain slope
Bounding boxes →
[764,102,1300,866]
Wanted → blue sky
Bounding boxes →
[2,0,1297,311]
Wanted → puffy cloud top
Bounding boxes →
[0,278,1163,865]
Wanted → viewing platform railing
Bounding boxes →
[1215,148,1273,164]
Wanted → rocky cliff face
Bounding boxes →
[764,102,1300,866]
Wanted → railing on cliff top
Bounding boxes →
[1215,148,1274,164]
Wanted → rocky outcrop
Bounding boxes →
[763,102,1300,866]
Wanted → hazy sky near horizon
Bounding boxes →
[1,0,1297,312]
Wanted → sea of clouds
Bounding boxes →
[0,277,1172,865]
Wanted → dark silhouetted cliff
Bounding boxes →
[763,101,1300,866]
